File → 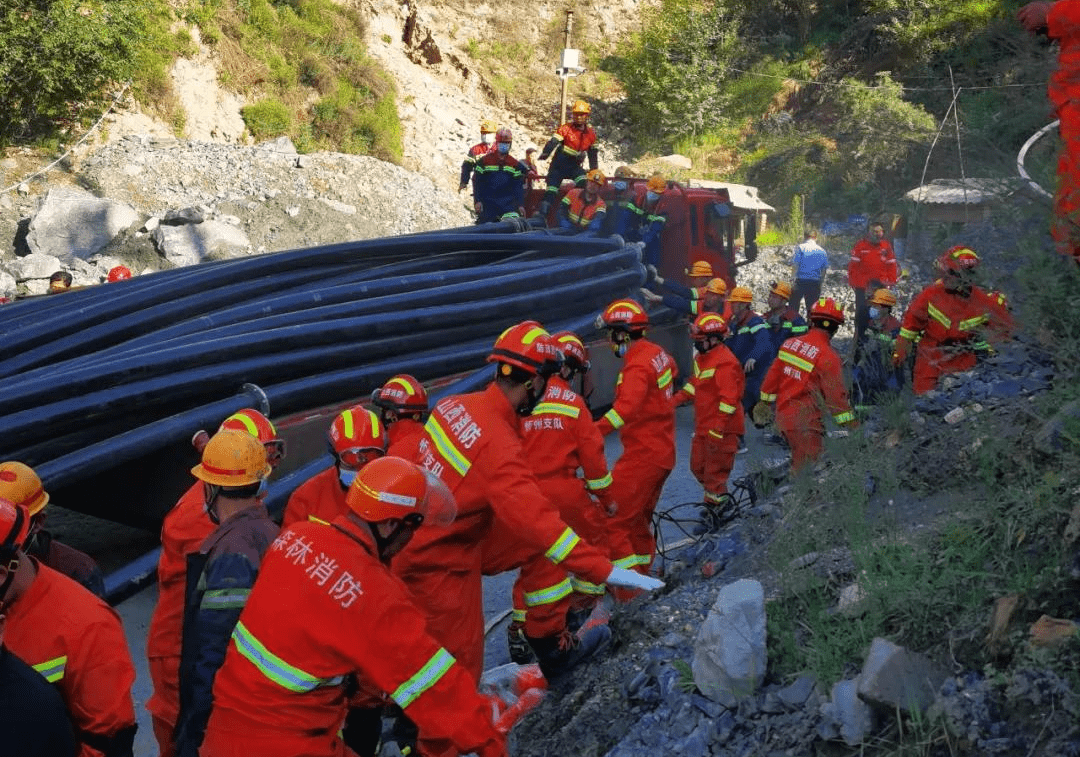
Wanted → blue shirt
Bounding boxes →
[792,240,829,281]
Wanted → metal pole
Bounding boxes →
[559,10,574,125]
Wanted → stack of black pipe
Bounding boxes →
[0,222,644,529]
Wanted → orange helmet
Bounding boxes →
[372,375,429,415]
[728,286,753,304]
[869,289,897,308]
[705,278,727,295]
[0,462,49,517]
[585,168,606,186]
[769,281,792,300]
[687,261,713,278]
[220,408,285,467]
[600,299,649,332]
[571,100,591,116]
[495,127,513,144]
[345,456,457,527]
[690,312,728,339]
[191,429,272,487]
[488,322,562,378]
[938,246,980,274]
[646,175,666,193]
[329,407,388,470]
[551,330,590,372]
[809,297,845,326]
[107,266,132,282]
[0,499,30,569]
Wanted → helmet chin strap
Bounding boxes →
[203,484,222,525]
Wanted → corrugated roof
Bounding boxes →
[685,179,776,212]
[904,178,1022,205]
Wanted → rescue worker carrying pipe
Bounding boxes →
[200,456,510,757]
[174,430,278,757]
[643,261,730,318]
[538,100,599,216]
[596,300,677,585]
[281,407,387,528]
[0,460,105,597]
[756,298,856,473]
[671,313,745,533]
[373,373,430,459]
[147,408,283,757]
[0,498,138,757]
[472,127,529,224]
[506,330,619,670]
[393,321,662,752]
[892,246,1003,394]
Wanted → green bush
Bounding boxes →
[241,98,293,139]
[0,0,147,143]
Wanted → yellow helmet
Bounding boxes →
[728,286,753,304]
[869,288,897,308]
[0,462,49,517]
[769,281,793,300]
[646,175,666,193]
[480,119,497,134]
[705,278,727,295]
[571,100,591,116]
[191,429,272,487]
[586,168,607,186]
[687,260,713,278]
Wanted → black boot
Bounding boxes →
[527,625,612,681]
[507,622,537,665]
[692,494,736,535]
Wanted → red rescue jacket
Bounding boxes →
[387,418,426,460]
[1049,2,1080,109]
[674,344,745,439]
[895,281,998,368]
[596,338,677,468]
[281,465,347,529]
[760,328,855,429]
[847,238,898,289]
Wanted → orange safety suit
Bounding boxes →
[502,375,615,632]
[559,188,606,233]
[387,417,426,459]
[281,465,347,528]
[147,482,215,757]
[673,344,745,503]
[760,328,855,472]
[847,238,898,290]
[200,517,506,757]
[5,560,137,757]
[596,338,676,573]
[894,281,998,394]
[1048,1,1080,259]
[394,382,613,679]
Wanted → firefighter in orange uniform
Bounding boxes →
[0,499,138,757]
[146,408,283,757]
[672,313,745,531]
[538,99,599,215]
[505,330,618,666]
[892,246,1003,394]
[558,168,607,234]
[848,221,899,356]
[756,298,856,472]
[0,461,105,597]
[393,323,662,728]
[200,457,508,757]
[372,374,430,459]
[596,299,677,577]
[281,407,387,529]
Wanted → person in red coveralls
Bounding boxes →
[507,330,618,667]
[756,298,857,473]
[596,299,677,580]
[372,373,430,459]
[146,408,283,757]
[200,456,508,757]
[671,313,745,532]
[848,221,898,357]
[394,322,662,755]
[0,498,138,757]
[1020,1,1080,261]
[892,246,1004,394]
[281,407,387,528]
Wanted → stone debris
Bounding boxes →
[857,637,947,715]
[691,578,766,707]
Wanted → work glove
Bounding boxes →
[751,401,773,429]
[605,567,665,592]
[640,288,662,304]
[744,358,756,373]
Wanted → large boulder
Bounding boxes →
[691,578,767,706]
[857,637,947,715]
[151,220,251,267]
[10,251,63,281]
[26,187,139,262]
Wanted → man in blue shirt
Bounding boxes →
[789,229,829,318]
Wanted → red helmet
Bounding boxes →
[495,127,513,144]
[220,409,285,467]
[0,498,30,566]
[488,322,562,378]
[345,456,456,527]
[690,312,729,339]
[551,331,590,371]
[107,266,132,282]
[329,407,388,470]
[372,375,429,415]
[809,297,845,326]
[938,246,980,274]
[601,299,649,332]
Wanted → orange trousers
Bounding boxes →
[1053,100,1080,261]
[912,345,976,394]
[200,714,359,757]
[689,433,739,503]
[777,409,824,473]
[148,656,179,757]
[606,456,671,573]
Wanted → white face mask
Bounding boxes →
[481,133,495,145]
